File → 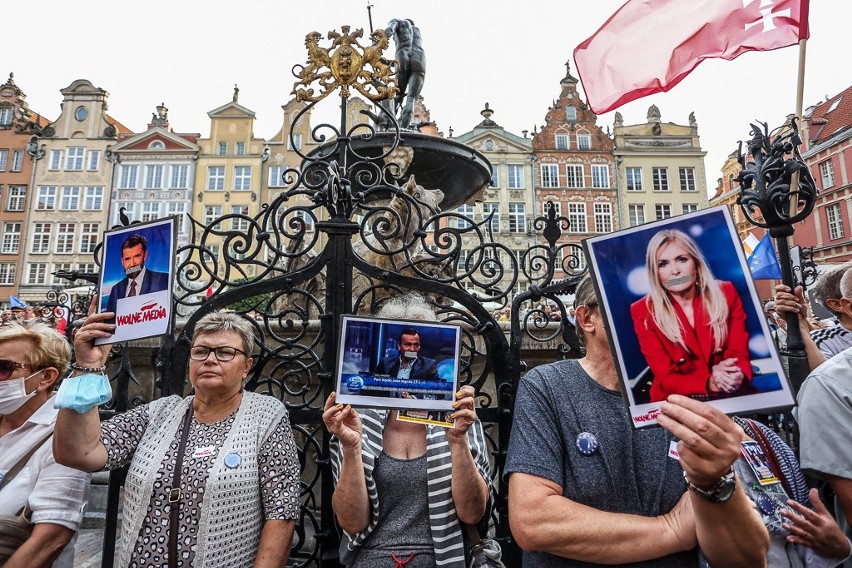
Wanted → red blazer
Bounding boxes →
[630,281,752,402]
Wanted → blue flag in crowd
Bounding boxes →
[9,295,27,308]
[747,233,782,280]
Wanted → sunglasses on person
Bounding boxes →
[0,359,31,380]
[189,346,247,362]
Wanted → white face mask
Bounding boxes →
[0,370,42,415]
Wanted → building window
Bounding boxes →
[207,166,225,191]
[288,134,302,151]
[2,222,22,254]
[508,203,526,233]
[37,186,57,210]
[566,165,584,188]
[141,202,160,222]
[27,263,47,285]
[655,204,672,219]
[292,210,315,232]
[76,263,97,283]
[170,164,189,189]
[87,150,100,171]
[628,204,646,227]
[49,150,62,171]
[268,166,287,188]
[482,203,500,233]
[679,167,696,192]
[591,165,609,188]
[145,164,165,189]
[0,107,12,126]
[577,134,592,150]
[233,166,252,191]
[11,150,22,172]
[80,223,99,253]
[55,223,75,254]
[626,167,643,191]
[593,203,613,233]
[542,201,562,217]
[507,164,524,189]
[0,149,7,171]
[652,167,669,191]
[217,142,228,155]
[541,164,559,188]
[452,205,474,229]
[204,205,222,224]
[235,142,246,156]
[566,106,577,121]
[119,165,138,189]
[59,186,81,210]
[114,202,137,225]
[826,203,844,240]
[52,263,73,285]
[555,134,569,150]
[231,206,250,231]
[568,203,587,233]
[167,202,187,234]
[819,160,835,188]
[6,186,26,211]
[682,203,699,214]
[490,166,499,188]
[0,263,15,286]
[65,147,85,171]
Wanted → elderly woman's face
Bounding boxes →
[656,241,696,294]
[188,330,252,396]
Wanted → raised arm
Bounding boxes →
[657,395,769,568]
[53,310,115,472]
[774,284,826,371]
[447,386,489,525]
[323,392,370,534]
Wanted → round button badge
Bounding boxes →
[755,494,776,516]
[224,452,242,469]
[575,432,599,456]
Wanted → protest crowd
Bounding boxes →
[0,260,850,568]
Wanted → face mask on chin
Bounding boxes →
[0,370,43,415]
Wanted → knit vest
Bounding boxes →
[115,391,288,568]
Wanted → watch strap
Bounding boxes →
[683,466,736,503]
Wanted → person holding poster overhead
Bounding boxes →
[630,229,753,403]
[323,294,491,567]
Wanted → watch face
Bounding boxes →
[75,106,88,121]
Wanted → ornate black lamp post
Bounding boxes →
[735,119,818,393]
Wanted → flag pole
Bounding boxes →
[789,38,807,218]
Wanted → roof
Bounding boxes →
[806,85,852,146]
[106,114,133,135]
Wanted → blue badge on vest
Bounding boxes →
[224,452,242,469]
[575,432,599,456]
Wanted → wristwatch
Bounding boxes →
[683,467,737,503]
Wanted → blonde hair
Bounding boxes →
[0,322,71,375]
[644,230,728,352]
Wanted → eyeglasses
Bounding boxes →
[189,346,247,362]
[0,359,31,380]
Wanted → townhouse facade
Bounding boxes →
[450,103,536,299]
[613,106,709,228]
[18,79,130,303]
[532,64,616,278]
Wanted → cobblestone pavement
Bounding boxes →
[73,529,104,568]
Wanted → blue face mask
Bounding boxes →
[54,373,112,414]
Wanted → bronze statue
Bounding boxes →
[385,18,425,129]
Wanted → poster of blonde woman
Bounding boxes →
[583,205,792,427]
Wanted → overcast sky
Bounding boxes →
[11,0,849,199]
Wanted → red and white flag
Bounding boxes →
[574,0,810,114]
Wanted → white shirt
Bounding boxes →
[126,266,147,298]
[0,395,91,568]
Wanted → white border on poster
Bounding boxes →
[583,205,794,427]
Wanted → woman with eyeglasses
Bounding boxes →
[630,229,753,403]
[54,310,301,568]
[0,322,90,568]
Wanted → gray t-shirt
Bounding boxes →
[504,359,697,568]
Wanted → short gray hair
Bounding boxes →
[812,262,852,315]
[572,275,599,347]
[841,267,852,299]
[193,311,256,354]
[376,293,437,322]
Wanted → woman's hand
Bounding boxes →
[447,385,477,443]
[73,299,115,369]
[782,488,852,559]
[709,358,743,393]
[323,392,362,449]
